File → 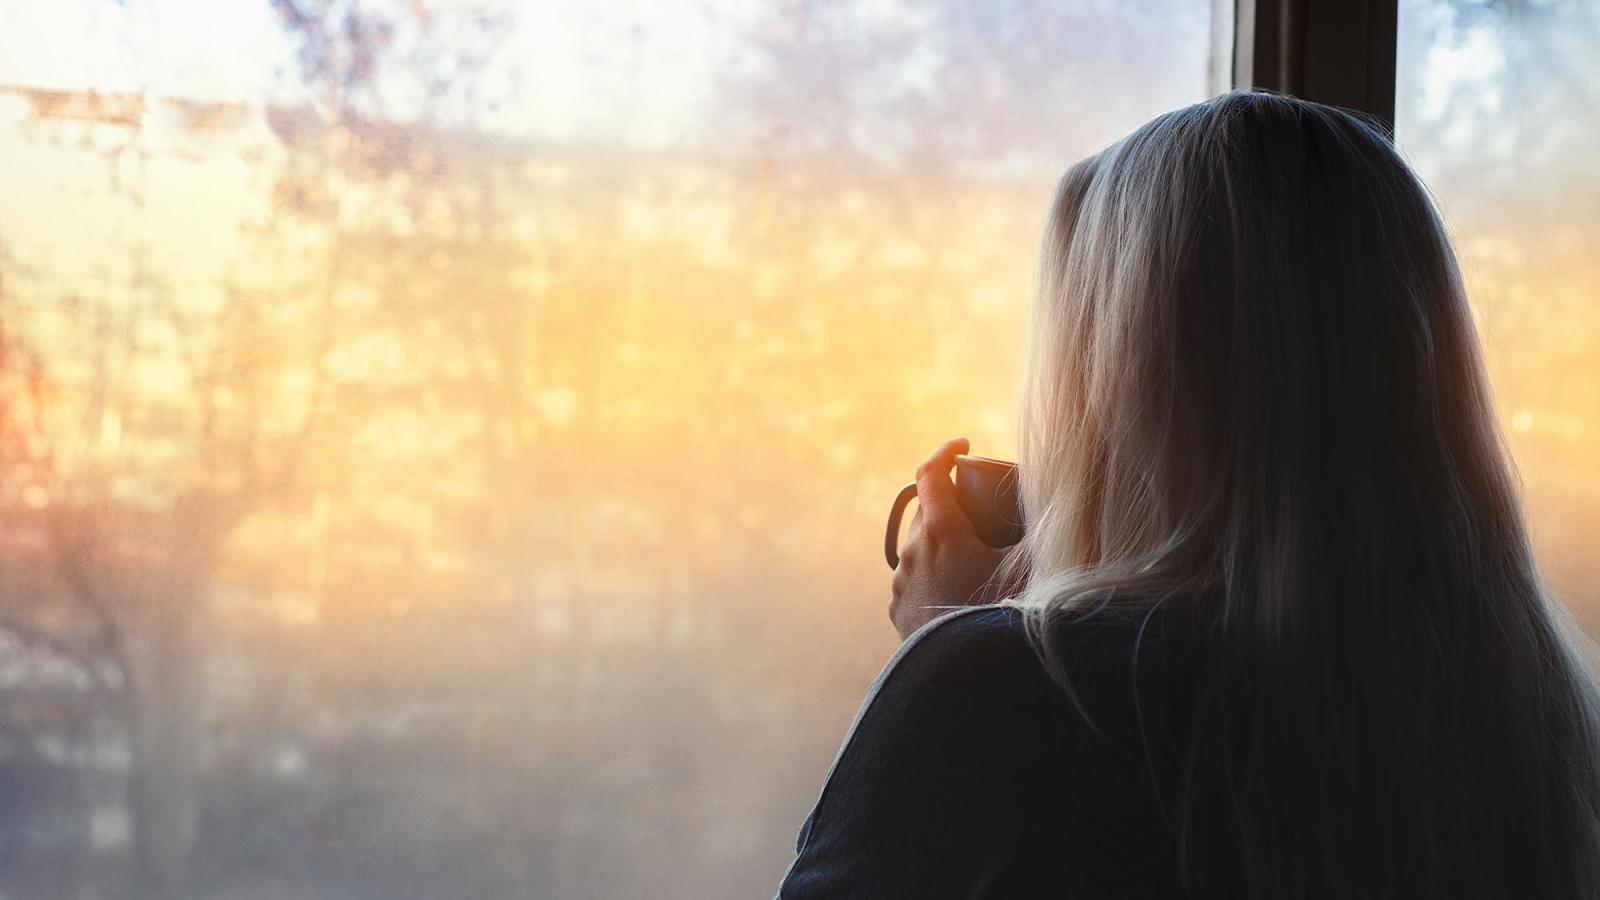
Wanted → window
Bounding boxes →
[1396,0,1600,631]
[0,2,1218,897]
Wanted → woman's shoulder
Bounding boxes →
[887,601,1206,749]
[892,604,1038,682]
[901,600,1201,688]
[779,602,1203,897]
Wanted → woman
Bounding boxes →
[777,92,1600,898]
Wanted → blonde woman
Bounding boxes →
[777,92,1600,898]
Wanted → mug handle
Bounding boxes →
[884,482,919,569]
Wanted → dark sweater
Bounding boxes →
[776,603,1237,898]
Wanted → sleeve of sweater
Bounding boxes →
[775,604,1139,899]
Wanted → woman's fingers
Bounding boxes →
[914,438,970,532]
[892,505,926,572]
[889,439,1009,640]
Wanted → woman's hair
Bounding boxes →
[1001,91,1600,897]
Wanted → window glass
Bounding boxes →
[1397,0,1600,633]
[0,2,1217,896]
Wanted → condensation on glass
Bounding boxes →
[1397,0,1600,632]
[0,2,1214,897]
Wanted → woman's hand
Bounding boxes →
[889,438,1013,641]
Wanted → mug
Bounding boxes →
[884,454,1024,569]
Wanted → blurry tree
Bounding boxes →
[0,77,354,900]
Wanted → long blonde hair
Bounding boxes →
[1002,92,1600,898]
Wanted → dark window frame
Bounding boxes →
[1232,0,1399,134]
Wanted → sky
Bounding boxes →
[0,0,756,148]
[0,0,760,313]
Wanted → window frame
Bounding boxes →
[1232,0,1399,134]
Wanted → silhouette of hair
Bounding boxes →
[999,91,1600,898]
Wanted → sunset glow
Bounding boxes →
[2,1,1597,897]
